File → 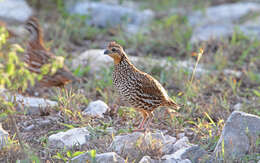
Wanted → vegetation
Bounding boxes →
[0,0,259,162]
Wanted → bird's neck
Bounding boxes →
[114,56,135,71]
[29,28,44,48]
[28,36,45,50]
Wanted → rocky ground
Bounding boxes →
[0,0,260,162]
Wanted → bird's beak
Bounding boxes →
[104,49,111,55]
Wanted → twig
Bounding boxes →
[190,48,204,84]
[8,112,25,151]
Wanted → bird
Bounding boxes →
[24,16,79,88]
[104,41,180,131]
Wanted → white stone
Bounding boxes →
[82,100,109,118]
[48,127,91,149]
[0,0,33,22]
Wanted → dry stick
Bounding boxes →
[9,94,25,152]
[184,48,204,103]
[8,111,25,151]
[190,48,204,84]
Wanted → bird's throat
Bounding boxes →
[110,55,122,65]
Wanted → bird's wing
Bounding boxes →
[136,72,165,100]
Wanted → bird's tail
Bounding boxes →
[163,98,180,110]
[61,69,81,83]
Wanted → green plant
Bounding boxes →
[0,26,67,161]
[226,76,241,95]
[0,27,38,153]
[53,150,85,162]
[56,88,86,122]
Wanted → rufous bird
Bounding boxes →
[104,42,179,131]
[24,16,79,87]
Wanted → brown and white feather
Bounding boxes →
[25,16,79,87]
[108,42,179,112]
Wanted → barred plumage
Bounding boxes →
[104,41,179,131]
[25,16,79,87]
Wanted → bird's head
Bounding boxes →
[25,16,42,42]
[104,41,127,64]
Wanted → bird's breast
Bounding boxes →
[112,68,136,100]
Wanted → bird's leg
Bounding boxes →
[133,110,148,132]
[144,111,154,130]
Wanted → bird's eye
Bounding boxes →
[112,48,116,52]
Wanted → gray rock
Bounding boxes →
[0,89,58,115]
[82,100,109,118]
[139,156,159,163]
[188,2,260,43]
[109,131,166,161]
[188,2,260,26]
[239,16,260,39]
[0,124,8,150]
[164,135,177,143]
[48,127,91,149]
[163,158,191,163]
[233,103,243,111]
[14,94,58,115]
[172,137,191,152]
[20,116,58,132]
[0,0,33,22]
[177,133,185,139]
[95,152,125,163]
[139,155,192,163]
[162,145,207,163]
[108,131,207,162]
[162,135,177,155]
[214,111,260,161]
[66,0,154,33]
[190,24,234,43]
[70,152,125,163]
[162,136,187,155]
[71,49,111,73]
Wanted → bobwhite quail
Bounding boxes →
[24,16,79,87]
[104,41,180,131]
